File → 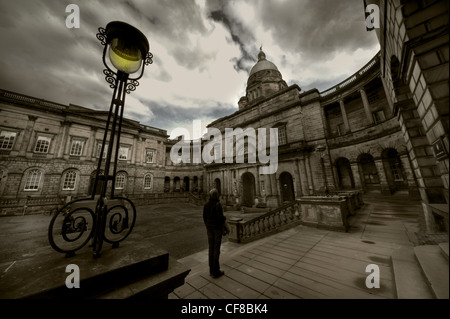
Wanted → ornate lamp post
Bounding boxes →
[48,21,153,258]
[316,145,329,195]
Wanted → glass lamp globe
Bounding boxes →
[105,21,149,75]
[108,37,143,74]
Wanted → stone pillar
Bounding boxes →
[57,120,72,158]
[359,88,374,125]
[18,115,38,156]
[399,154,420,199]
[86,127,97,161]
[295,159,304,197]
[298,157,309,195]
[350,162,362,189]
[227,217,243,243]
[374,158,390,195]
[255,167,260,197]
[305,155,315,194]
[131,135,138,165]
[339,99,350,133]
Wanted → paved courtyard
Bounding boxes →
[172,194,442,299]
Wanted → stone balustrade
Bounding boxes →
[227,201,302,243]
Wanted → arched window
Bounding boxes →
[144,173,153,190]
[63,170,77,190]
[24,169,42,191]
[115,172,126,189]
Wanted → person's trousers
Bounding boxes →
[206,227,222,275]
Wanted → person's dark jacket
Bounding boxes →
[203,197,226,230]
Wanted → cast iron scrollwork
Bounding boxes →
[96,27,107,45]
[103,69,117,89]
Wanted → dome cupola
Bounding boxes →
[243,48,287,107]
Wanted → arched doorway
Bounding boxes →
[173,177,181,192]
[359,154,380,190]
[183,176,190,192]
[279,172,295,202]
[164,176,170,192]
[214,178,221,196]
[241,172,255,207]
[336,157,354,189]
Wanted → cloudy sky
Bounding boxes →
[0,0,379,138]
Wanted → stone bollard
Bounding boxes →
[227,217,243,243]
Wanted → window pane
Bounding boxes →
[146,150,155,163]
[63,171,77,190]
[144,174,152,189]
[119,147,128,160]
[70,140,84,156]
[0,131,16,150]
[35,136,51,153]
[24,169,41,190]
[115,173,126,189]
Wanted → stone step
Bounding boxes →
[0,241,188,299]
[439,242,449,261]
[391,246,434,299]
[414,245,449,299]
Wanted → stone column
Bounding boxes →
[399,154,420,199]
[57,120,71,158]
[350,162,363,189]
[131,135,138,165]
[305,155,315,194]
[374,158,390,195]
[255,166,260,197]
[295,159,304,197]
[298,157,309,195]
[18,115,38,156]
[339,99,350,133]
[86,127,97,161]
[359,88,374,125]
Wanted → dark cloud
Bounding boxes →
[0,0,379,135]
[256,0,378,62]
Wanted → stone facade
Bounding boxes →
[0,1,447,235]
[369,0,449,233]
[0,90,204,215]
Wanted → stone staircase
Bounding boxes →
[392,242,449,299]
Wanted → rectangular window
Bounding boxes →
[97,143,108,159]
[34,136,51,153]
[70,139,84,156]
[278,126,287,145]
[115,173,126,189]
[146,149,155,163]
[63,170,77,190]
[119,146,129,160]
[0,131,17,150]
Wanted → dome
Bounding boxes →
[249,48,279,77]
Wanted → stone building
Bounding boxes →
[204,49,418,208]
[0,0,447,235]
[367,0,449,233]
[0,90,204,214]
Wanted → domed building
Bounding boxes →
[238,48,288,109]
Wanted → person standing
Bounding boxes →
[203,189,228,278]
